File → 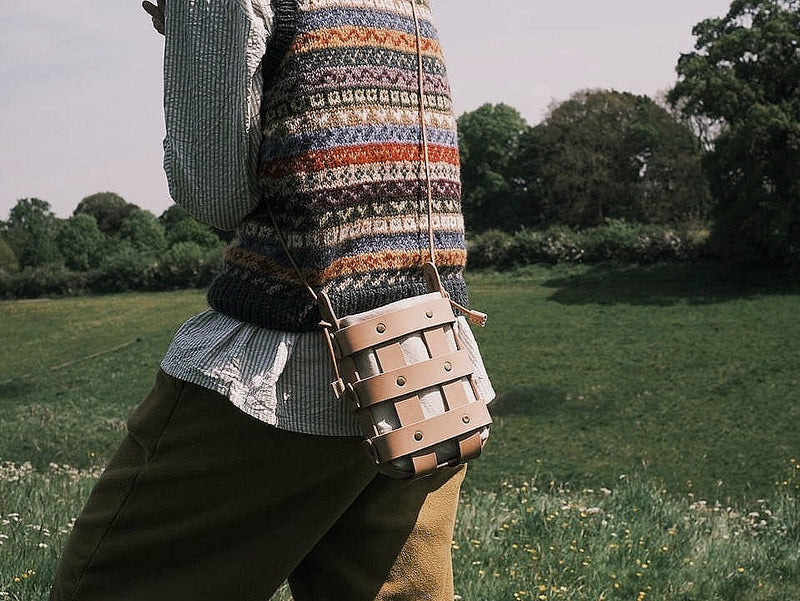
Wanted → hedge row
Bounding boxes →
[0,242,222,300]
[0,222,711,299]
[467,221,710,269]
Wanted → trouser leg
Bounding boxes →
[288,465,466,601]
[50,370,377,601]
[50,370,467,601]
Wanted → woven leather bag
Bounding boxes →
[267,0,493,478]
[317,263,493,478]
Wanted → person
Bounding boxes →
[50,0,492,599]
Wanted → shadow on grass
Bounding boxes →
[0,379,29,401]
[541,262,800,306]
[490,385,566,417]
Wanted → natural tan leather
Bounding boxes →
[351,350,473,408]
[334,297,455,357]
[369,402,492,461]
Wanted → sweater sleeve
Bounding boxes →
[162,0,273,231]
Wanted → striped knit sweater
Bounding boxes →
[207,0,468,331]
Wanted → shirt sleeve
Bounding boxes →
[162,0,273,231]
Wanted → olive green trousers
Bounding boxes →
[50,370,465,601]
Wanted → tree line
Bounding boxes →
[0,193,226,297]
[458,0,799,268]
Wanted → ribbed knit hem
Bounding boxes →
[207,268,469,331]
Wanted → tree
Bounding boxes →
[119,209,167,254]
[2,198,62,268]
[457,103,531,231]
[56,214,107,271]
[159,204,191,231]
[159,204,224,249]
[668,0,800,266]
[526,90,710,228]
[0,236,19,273]
[74,192,138,235]
[166,219,222,249]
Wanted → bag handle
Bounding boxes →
[410,0,437,266]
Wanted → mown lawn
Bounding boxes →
[1,263,799,599]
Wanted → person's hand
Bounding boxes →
[142,0,165,35]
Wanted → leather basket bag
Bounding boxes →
[268,0,493,478]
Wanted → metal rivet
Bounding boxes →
[462,415,471,424]
[376,323,386,334]
[414,431,424,441]
[396,376,406,387]
[444,361,453,372]
[426,309,434,318]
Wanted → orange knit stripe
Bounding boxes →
[262,143,459,178]
[322,248,466,281]
[291,26,441,57]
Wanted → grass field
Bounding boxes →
[1,263,799,599]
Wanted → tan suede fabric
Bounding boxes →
[50,371,465,601]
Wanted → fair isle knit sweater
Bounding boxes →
[207,0,469,331]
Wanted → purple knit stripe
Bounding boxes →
[261,124,458,159]
[268,64,451,99]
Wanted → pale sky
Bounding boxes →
[0,0,732,220]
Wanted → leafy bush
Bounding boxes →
[0,244,222,298]
[152,242,222,289]
[467,229,517,269]
[87,249,157,293]
[468,221,709,270]
[166,219,222,250]
[576,218,641,262]
[0,264,85,299]
[513,227,586,265]
[119,209,167,254]
[56,214,106,271]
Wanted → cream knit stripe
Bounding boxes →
[265,106,456,138]
[262,90,453,123]
[241,213,465,247]
[267,196,463,231]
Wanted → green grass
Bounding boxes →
[2,462,797,600]
[451,470,799,601]
[466,263,800,500]
[0,290,208,470]
[1,264,799,599]
[0,463,100,601]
